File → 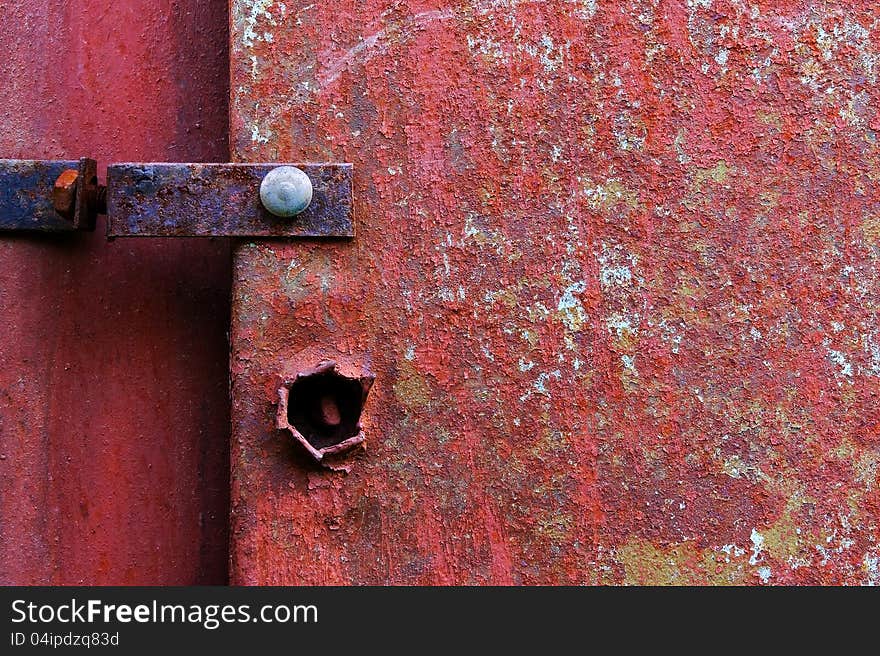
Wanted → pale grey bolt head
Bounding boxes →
[260,166,313,217]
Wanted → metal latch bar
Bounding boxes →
[106,163,352,238]
[0,159,353,238]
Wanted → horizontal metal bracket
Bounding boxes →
[0,158,98,233]
[107,163,353,238]
[0,159,353,238]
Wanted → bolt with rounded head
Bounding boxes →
[259,166,313,217]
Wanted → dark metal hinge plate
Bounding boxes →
[0,159,353,238]
[107,163,353,238]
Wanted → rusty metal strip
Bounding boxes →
[0,159,96,233]
[106,163,353,238]
[72,158,99,231]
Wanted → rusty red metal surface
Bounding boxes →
[107,163,353,237]
[0,1,230,584]
[229,1,880,585]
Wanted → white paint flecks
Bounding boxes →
[597,243,639,289]
[864,550,880,586]
[749,528,765,565]
[827,347,853,378]
[250,122,271,144]
[242,0,277,48]
[520,370,562,401]
[862,332,880,377]
[719,543,746,561]
[606,313,636,338]
[557,281,587,332]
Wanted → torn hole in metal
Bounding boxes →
[276,361,375,469]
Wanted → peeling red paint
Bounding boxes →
[230,1,880,584]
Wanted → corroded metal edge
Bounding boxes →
[106,162,354,238]
[73,158,99,231]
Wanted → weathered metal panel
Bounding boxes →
[107,163,354,237]
[0,0,230,584]
[230,1,880,584]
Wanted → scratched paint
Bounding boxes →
[229,0,880,584]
